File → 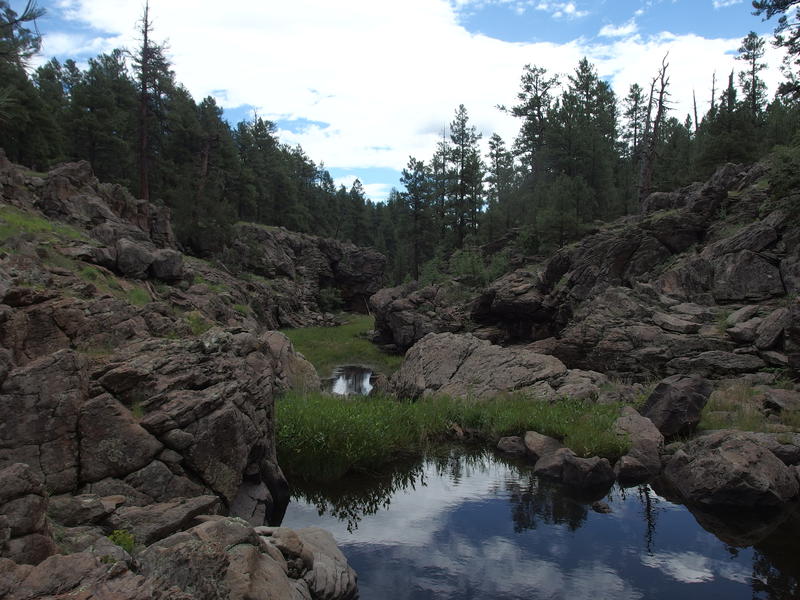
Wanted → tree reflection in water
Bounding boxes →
[286,448,800,599]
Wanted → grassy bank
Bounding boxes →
[281,314,403,377]
[276,391,629,481]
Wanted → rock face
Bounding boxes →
[0,463,57,565]
[0,153,358,596]
[663,430,800,509]
[640,374,714,438]
[370,162,799,380]
[229,222,386,316]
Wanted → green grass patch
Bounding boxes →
[126,287,151,306]
[233,303,251,316]
[699,382,800,433]
[277,391,629,481]
[281,314,403,377]
[185,311,212,336]
[0,205,87,243]
[192,274,228,293]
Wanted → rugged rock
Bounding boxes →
[640,374,713,438]
[497,436,526,456]
[108,496,222,546]
[370,281,471,351]
[0,463,56,565]
[613,407,664,484]
[663,430,799,508]
[390,332,567,400]
[523,431,564,462]
[230,222,386,314]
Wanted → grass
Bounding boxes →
[233,303,251,316]
[699,381,800,433]
[192,274,228,293]
[276,391,630,481]
[126,287,151,306]
[281,313,403,377]
[185,310,212,336]
[107,529,135,554]
[0,205,87,244]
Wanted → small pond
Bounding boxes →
[328,365,374,396]
[281,449,800,600]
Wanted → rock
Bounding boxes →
[497,436,526,456]
[0,350,86,493]
[230,480,272,527]
[108,495,222,545]
[653,312,701,334]
[726,316,762,343]
[591,501,612,514]
[0,463,56,565]
[390,332,567,400]
[763,389,800,413]
[78,393,163,483]
[116,237,156,279]
[150,248,184,282]
[47,494,109,527]
[640,374,713,438]
[523,431,564,462]
[561,455,615,490]
[666,351,766,377]
[664,430,799,508]
[755,307,790,350]
[533,448,576,480]
[613,406,664,483]
[739,432,800,465]
[297,527,359,600]
[711,250,785,302]
[726,305,760,327]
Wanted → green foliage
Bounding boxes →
[0,205,86,243]
[317,287,344,312]
[281,314,402,377]
[185,311,212,336]
[126,287,151,306]
[107,529,135,554]
[277,391,630,481]
[233,303,250,316]
[766,143,800,212]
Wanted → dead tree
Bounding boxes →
[638,54,670,207]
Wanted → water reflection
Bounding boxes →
[281,449,800,600]
[329,365,374,395]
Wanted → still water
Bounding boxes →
[329,365,374,396]
[281,450,800,600]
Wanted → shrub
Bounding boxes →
[186,311,212,336]
[107,529,135,554]
[318,287,344,312]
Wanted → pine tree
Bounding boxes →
[736,31,768,117]
[448,105,483,249]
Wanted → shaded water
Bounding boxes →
[329,365,374,396]
[281,450,800,600]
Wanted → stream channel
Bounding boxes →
[285,368,800,598]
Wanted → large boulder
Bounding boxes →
[640,374,713,437]
[613,406,664,484]
[663,430,799,508]
[390,332,567,400]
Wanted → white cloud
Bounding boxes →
[41,0,786,201]
[599,19,638,38]
[713,0,742,8]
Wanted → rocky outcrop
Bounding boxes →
[0,153,358,596]
[663,430,800,509]
[0,516,357,600]
[229,222,386,315]
[370,162,799,380]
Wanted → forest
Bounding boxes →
[1,0,799,284]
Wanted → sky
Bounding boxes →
[25,0,789,201]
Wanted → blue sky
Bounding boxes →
[26,0,787,200]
